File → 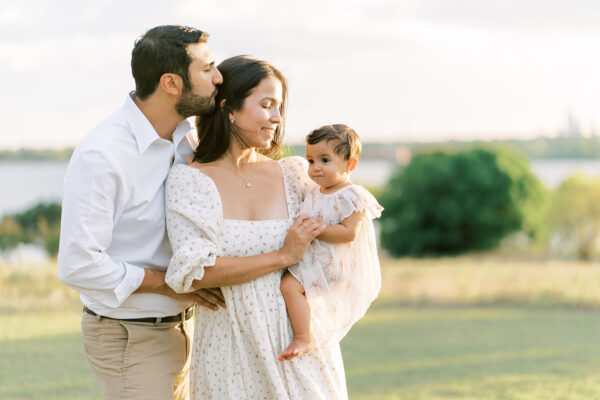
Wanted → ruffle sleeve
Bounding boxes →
[165,164,222,293]
[278,156,318,217]
[333,185,383,222]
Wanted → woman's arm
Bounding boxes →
[316,211,363,244]
[191,215,325,289]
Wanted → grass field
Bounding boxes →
[3,256,600,399]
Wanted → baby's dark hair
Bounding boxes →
[306,124,362,161]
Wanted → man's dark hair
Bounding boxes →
[193,55,288,163]
[306,124,362,160]
[131,25,208,100]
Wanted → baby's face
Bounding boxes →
[306,141,351,190]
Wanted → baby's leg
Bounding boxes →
[279,271,312,361]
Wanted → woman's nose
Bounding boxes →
[270,107,282,123]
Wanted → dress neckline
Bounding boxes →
[178,159,293,222]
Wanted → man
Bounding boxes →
[58,25,224,399]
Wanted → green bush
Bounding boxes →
[0,201,62,256]
[380,147,546,256]
[548,174,600,260]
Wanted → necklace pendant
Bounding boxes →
[246,182,252,188]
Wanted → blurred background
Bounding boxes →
[2,1,600,399]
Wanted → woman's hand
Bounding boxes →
[278,215,326,266]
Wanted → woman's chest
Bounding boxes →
[218,219,292,257]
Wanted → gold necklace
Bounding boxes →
[232,168,252,188]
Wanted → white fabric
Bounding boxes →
[166,156,348,399]
[289,184,383,348]
[58,93,197,318]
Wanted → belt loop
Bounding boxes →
[95,314,103,322]
[154,317,162,326]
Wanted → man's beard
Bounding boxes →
[175,88,216,117]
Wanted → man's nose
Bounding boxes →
[213,68,223,85]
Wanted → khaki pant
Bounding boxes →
[81,311,193,400]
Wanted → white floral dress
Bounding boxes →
[165,156,348,400]
[289,184,383,349]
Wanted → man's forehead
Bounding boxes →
[188,42,213,63]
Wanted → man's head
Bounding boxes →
[131,25,222,116]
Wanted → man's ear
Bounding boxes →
[159,73,183,96]
[346,157,358,172]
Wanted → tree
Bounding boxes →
[548,173,600,261]
[379,147,545,256]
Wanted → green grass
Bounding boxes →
[342,306,600,399]
[5,258,600,399]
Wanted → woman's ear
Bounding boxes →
[221,99,236,124]
[346,158,358,172]
[159,73,183,96]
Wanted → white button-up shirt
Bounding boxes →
[58,94,197,319]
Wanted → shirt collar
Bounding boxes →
[123,92,193,155]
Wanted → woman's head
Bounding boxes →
[193,56,287,163]
[305,124,362,189]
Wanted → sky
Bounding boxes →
[1,0,599,149]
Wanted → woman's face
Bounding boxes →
[229,76,283,150]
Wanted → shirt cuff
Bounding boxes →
[112,263,146,307]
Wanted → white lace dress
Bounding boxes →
[165,156,348,400]
[289,184,383,348]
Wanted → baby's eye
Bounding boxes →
[321,158,329,163]
[307,159,314,164]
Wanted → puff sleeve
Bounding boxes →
[165,165,222,293]
[333,185,383,222]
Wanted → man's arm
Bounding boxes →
[137,269,225,310]
[57,150,148,308]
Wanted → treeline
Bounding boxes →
[2,137,600,161]
[289,136,600,160]
[0,148,73,161]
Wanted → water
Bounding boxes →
[0,161,66,216]
[1,158,599,216]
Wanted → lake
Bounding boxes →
[1,158,599,216]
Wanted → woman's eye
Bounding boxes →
[262,103,271,109]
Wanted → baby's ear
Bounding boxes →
[346,158,358,172]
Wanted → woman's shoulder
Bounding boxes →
[166,163,219,202]
[277,155,308,170]
[168,163,209,185]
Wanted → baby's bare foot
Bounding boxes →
[278,336,312,361]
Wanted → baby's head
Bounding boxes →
[305,124,362,190]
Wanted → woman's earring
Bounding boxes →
[230,119,234,124]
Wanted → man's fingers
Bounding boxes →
[195,296,218,311]
[206,288,225,303]
[197,289,226,308]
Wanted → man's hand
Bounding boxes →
[177,288,225,311]
[136,269,226,310]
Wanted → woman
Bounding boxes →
[165,56,348,399]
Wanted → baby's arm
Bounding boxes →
[317,211,363,244]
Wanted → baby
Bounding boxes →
[279,124,383,361]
